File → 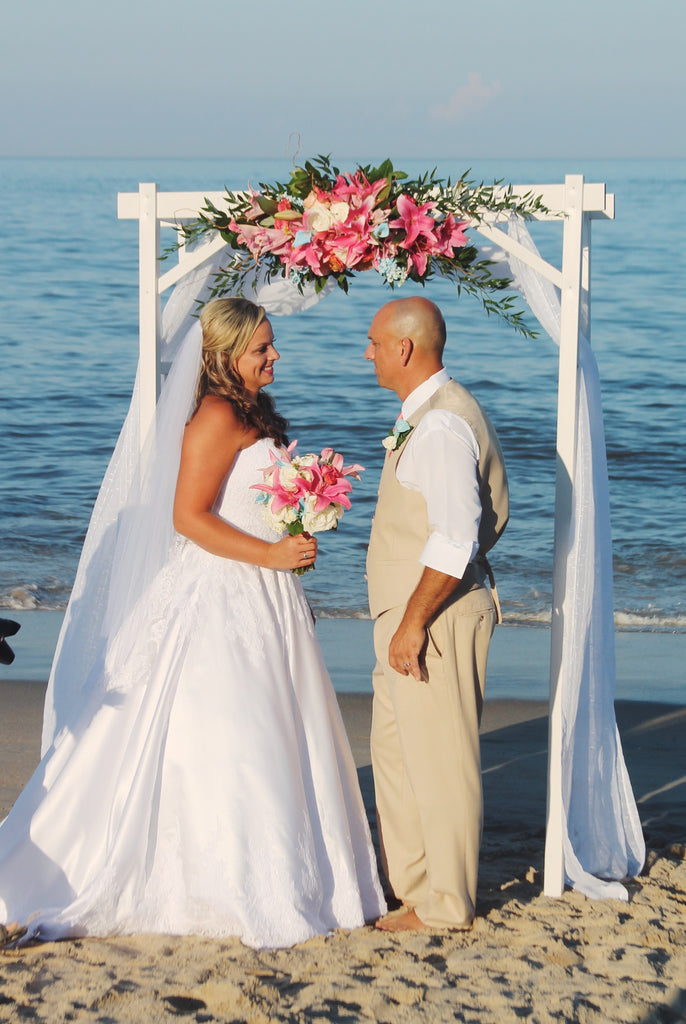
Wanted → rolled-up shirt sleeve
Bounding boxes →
[396,409,481,580]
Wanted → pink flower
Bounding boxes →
[371,239,399,269]
[319,449,364,479]
[244,191,266,222]
[303,187,330,209]
[389,193,437,250]
[325,212,376,269]
[434,213,470,255]
[286,236,326,275]
[406,242,431,277]
[330,172,387,209]
[229,220,295,260]
[307,465,353,513]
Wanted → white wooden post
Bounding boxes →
[581,215,591,339]
[544,175,585,897]
[138,183,161,446]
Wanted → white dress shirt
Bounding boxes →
[396,368,481,580]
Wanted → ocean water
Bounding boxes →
[1,157,684,633]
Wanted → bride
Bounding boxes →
[0,296,386,949]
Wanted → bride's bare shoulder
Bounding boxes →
[188,395,248,437]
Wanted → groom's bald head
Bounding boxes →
[376,297,446,358]
[366,297,447,400]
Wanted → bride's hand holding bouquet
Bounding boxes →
[265,530,318,572]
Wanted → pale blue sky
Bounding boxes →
[1,0,683,158]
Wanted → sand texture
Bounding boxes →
[0,686,684,1023]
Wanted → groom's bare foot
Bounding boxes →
[374,909,431,932]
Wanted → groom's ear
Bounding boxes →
[399,336,413,366]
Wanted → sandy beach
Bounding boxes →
[0,652,684,1023]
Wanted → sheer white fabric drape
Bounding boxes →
[501,218,645,898]
[44,224,644,900]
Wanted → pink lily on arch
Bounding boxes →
[229,220,296,260]
[389,193,437,250]
[330,172,387,209]
[434,213,470,255]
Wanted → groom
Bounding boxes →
[365,296,508,932]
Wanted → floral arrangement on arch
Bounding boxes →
[175,156,547,336]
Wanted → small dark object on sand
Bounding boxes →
[0,618,20,666]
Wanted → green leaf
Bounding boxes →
[256,195,278,215]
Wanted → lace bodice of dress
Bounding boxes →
[214,437,282,543]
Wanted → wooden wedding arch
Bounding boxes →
[118,175,615,898]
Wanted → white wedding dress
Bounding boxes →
[0,437,385,948]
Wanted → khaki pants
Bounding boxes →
[371,583,495,928]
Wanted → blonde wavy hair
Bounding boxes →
[194,297,289,445]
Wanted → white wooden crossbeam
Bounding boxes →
[157,234,228,294]
[472,220,563,289]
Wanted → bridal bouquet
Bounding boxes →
[251,442,364,574]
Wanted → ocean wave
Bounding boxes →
[502,609,552,626]
[0,585,68,612]
[614,611,686,632]
[316,609,372,621]
[0,585,43,610]
[504,608,686,632]
[3,587,684,633]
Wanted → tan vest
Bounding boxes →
[366,380,509,619]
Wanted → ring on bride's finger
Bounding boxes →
[403,662,410,668]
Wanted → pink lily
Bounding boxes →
[320,449,365,479]
[331,172,387,209]
[405,238,434,277]
[286,237,326,276]
[325,214,376,269]
[434,214,470,254]
[229,220,295,260]
[389,193,437,249]
[243,190,267,222]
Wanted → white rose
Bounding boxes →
[278,463,299,488]
[302,503,344,534]
[261,507,287,533]
[294,453,318,468]
[330,201,349,223]
[304,200,334,232]
[304,200,349,233]
[382,434,396,451]
[275,505,298,526]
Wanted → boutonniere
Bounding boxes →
[382,418,414,453]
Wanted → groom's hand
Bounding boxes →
[389,620,426,682]
[388,567,460,683]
